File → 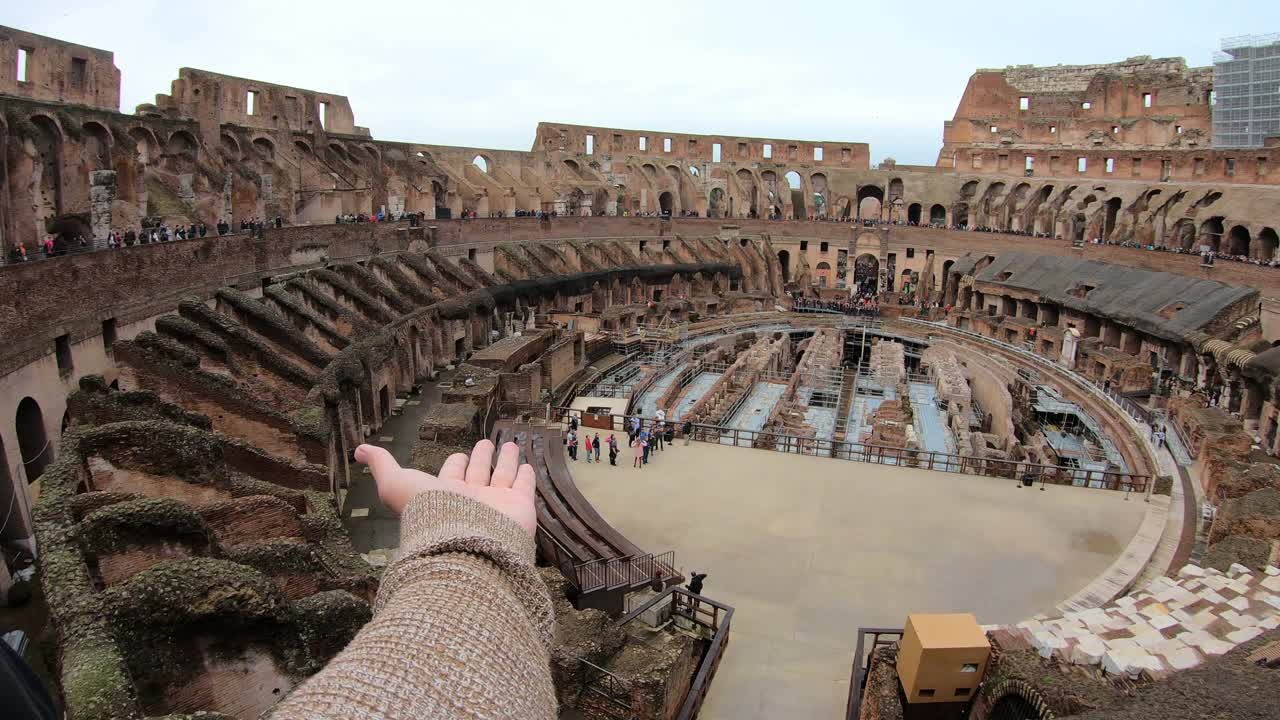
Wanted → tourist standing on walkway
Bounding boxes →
[683,419,693,446]
[687,571,708,595]
[632,436,644,469]
[583,434,593,463]
[593,433,601,462]
[567,430,578,461]
[607,435,618,466]
[641,430,652,464]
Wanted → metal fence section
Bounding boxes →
[552,406,1150,493]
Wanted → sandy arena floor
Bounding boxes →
[569,440,1146,720]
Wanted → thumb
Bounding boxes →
[355,444,401,481]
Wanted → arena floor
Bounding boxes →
[570,440,1146,720]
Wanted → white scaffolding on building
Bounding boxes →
[1213,33,1280,148]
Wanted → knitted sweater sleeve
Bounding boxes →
[270,490,557,720]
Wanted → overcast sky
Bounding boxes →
[6,1,1279,165]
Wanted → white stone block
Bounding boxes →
[1178,564,1206,578]
[1201,591,1228,605]
[1134,631,1166,650]
[1227,596,1250,612]
[1261,575,1280,592]
[1264,565,1279,577]
[1149,614,1178,631]
[1115,595,1139,608]
[1201,638,1234,655]
[1226,613,1260,630]
[1228,563,1253,577]
[1033,630,1067,658]
[1259,616,1280,631]
[1070,636,1107,665]
[1102,650,1134,675]
[1226,627,1262,644]
[1161,646,1201,671]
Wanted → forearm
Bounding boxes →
[272,491,556,720]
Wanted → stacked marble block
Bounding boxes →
[1000,564,1280,679]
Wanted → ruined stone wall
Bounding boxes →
[0,25,120,110]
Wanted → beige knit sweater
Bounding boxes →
[271,491,557,719]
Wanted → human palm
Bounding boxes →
[355,439,537,536]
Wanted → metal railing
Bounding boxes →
[575,550,677,594]
[613,587,734,720]
[846,628,905,720]
[576,658,633,712]
[551,406,1149,492]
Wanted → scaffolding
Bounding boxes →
[1213,33,1280,148]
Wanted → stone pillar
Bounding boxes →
[179,173,196,215]
[89,170,117,241]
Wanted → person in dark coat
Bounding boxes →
[687,572,708,595]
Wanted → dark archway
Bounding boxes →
[989,693,1042,720]
[854,254,879,295]
[929,204,946,226]
[777,250,791,282]
[1199,217,1225,252]
[1103,197,1122,240]
[1227,225,1250,256]
[907,203,922,224]
[1073,213,1087,244]
[856,185,884,222]
[1257,227,1278,261]
[16,397,50,482]
[953,203,969,229]
[785,171,805,219]
[658,191,674,215]
[709,187,725,217]
[1172,218,1197,250]
[815,261,831,288]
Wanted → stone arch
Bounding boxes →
[294,139,313,157]
[777,249,791,282]
[362,144,381,164]
[16,397,50,482]
[1103,197,1123,240]
[252,136,276,161]
[815,261,832,288]
[856,185,884,221]
[960,180,979,199]
[1199,216,1225,251]
[218,135,243,169]
[1257,227,1278,262]
[785,171,804,218]
[658,191,674,215]
[888,177,904,203]
[853,253,879,294]
[28,114,64,221]
[736,168,758,216]
[166,130,198,159]
[952,202,970,229]
[127,126,159,165]
[326,142,350,165]
[1226,225,1250,256]
[81,120,113,171]
[1172,218,1197,250]
[473,154,491,173]
[708,187,725,217]
[907,203,922,224]
[929,203,946,225]
[810,173,829,217]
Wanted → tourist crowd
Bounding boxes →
[563,409,694,470]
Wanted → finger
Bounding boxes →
[512,463,536,495]
[492,442,520,489]
[465,439,495,486]
[355,444,402,481]
[439,452,469,485]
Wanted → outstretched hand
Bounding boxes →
[355,439,537,536]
